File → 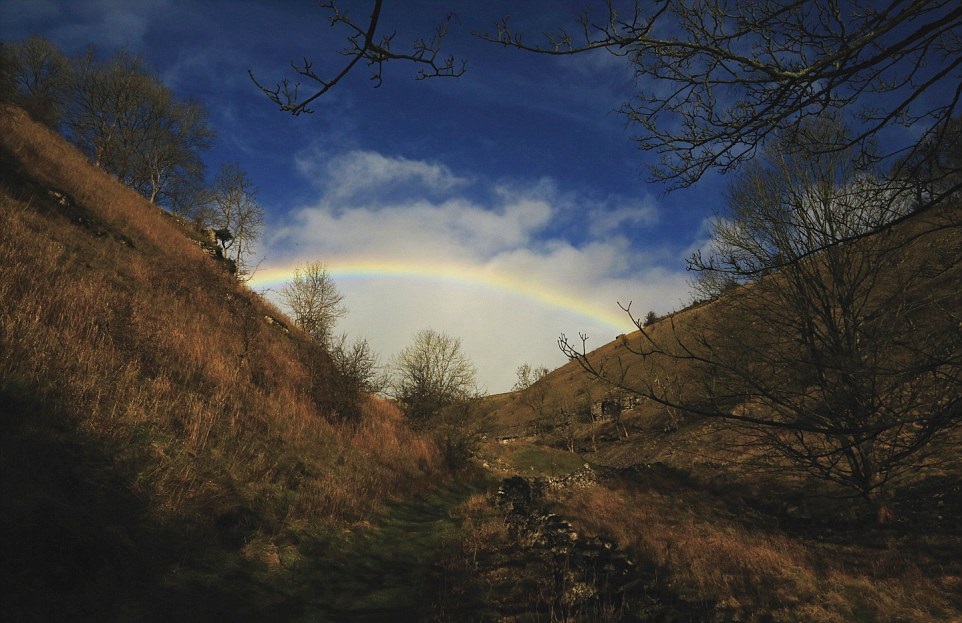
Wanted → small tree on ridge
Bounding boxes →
[279,261,346,347]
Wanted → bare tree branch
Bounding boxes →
[249,0,465,115]
[481,0,962,190]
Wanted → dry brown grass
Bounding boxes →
[554,480,960,622]
[473,171,962,620]
[0,104,446,537]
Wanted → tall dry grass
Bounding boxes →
[0,104,446,539]
[556,482,959,622]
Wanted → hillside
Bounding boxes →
[0,105,455,620]
[488,200,962,472]
[475,194,962,620]
[4,101,962,622]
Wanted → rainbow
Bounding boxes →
[249,259,635,332]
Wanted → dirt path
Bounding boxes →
[294,482,482,622]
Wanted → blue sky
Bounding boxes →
[2,0,722,392]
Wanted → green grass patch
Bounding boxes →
[279,481,481,621]
[486,442,586,477]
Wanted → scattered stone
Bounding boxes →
[263,314,290,333]
[491,474,715,620]
[47,188,73,207]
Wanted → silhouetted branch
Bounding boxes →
[249,0,465,115]
[480,0,962,189]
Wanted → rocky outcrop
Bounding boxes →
[263,314,290,334]
[187,226,236,274]
[488,475,717,621]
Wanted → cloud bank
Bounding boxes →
[254,147,692,393]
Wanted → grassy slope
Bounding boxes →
[479,206,962,621]
[0,105,452,621]
[4,100,961,622]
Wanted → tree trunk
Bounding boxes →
[867,483,893,525]
[869,491,895,526]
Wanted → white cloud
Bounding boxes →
[295,148,470,199]
[273,194,552,262]
[586,198,659,238]
[259,147,692,393]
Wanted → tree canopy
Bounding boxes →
[3,37,216,213]
[389,329,477,423]
[279,261,347,347]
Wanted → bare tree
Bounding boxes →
[512,362,550,393]
[278,267,372,423]
[279,261,346,346]
[64,48,132,171]
[63,47,212,209]
[129,94,212,206]
[250,0,465,115]
[562,120,962,523]
[0,36,70,128]
[204,163,264,279]
[513,362,551,430]
[389,328,476,423]
[900,114,962,208]
[331,333,384,394]
[691,117,918,299]
[320,333,383,424]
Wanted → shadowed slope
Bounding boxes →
[0,104,447,620]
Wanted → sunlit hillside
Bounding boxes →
[0,105,448,620]
[490,200,962,472]
[477,195,962,621]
